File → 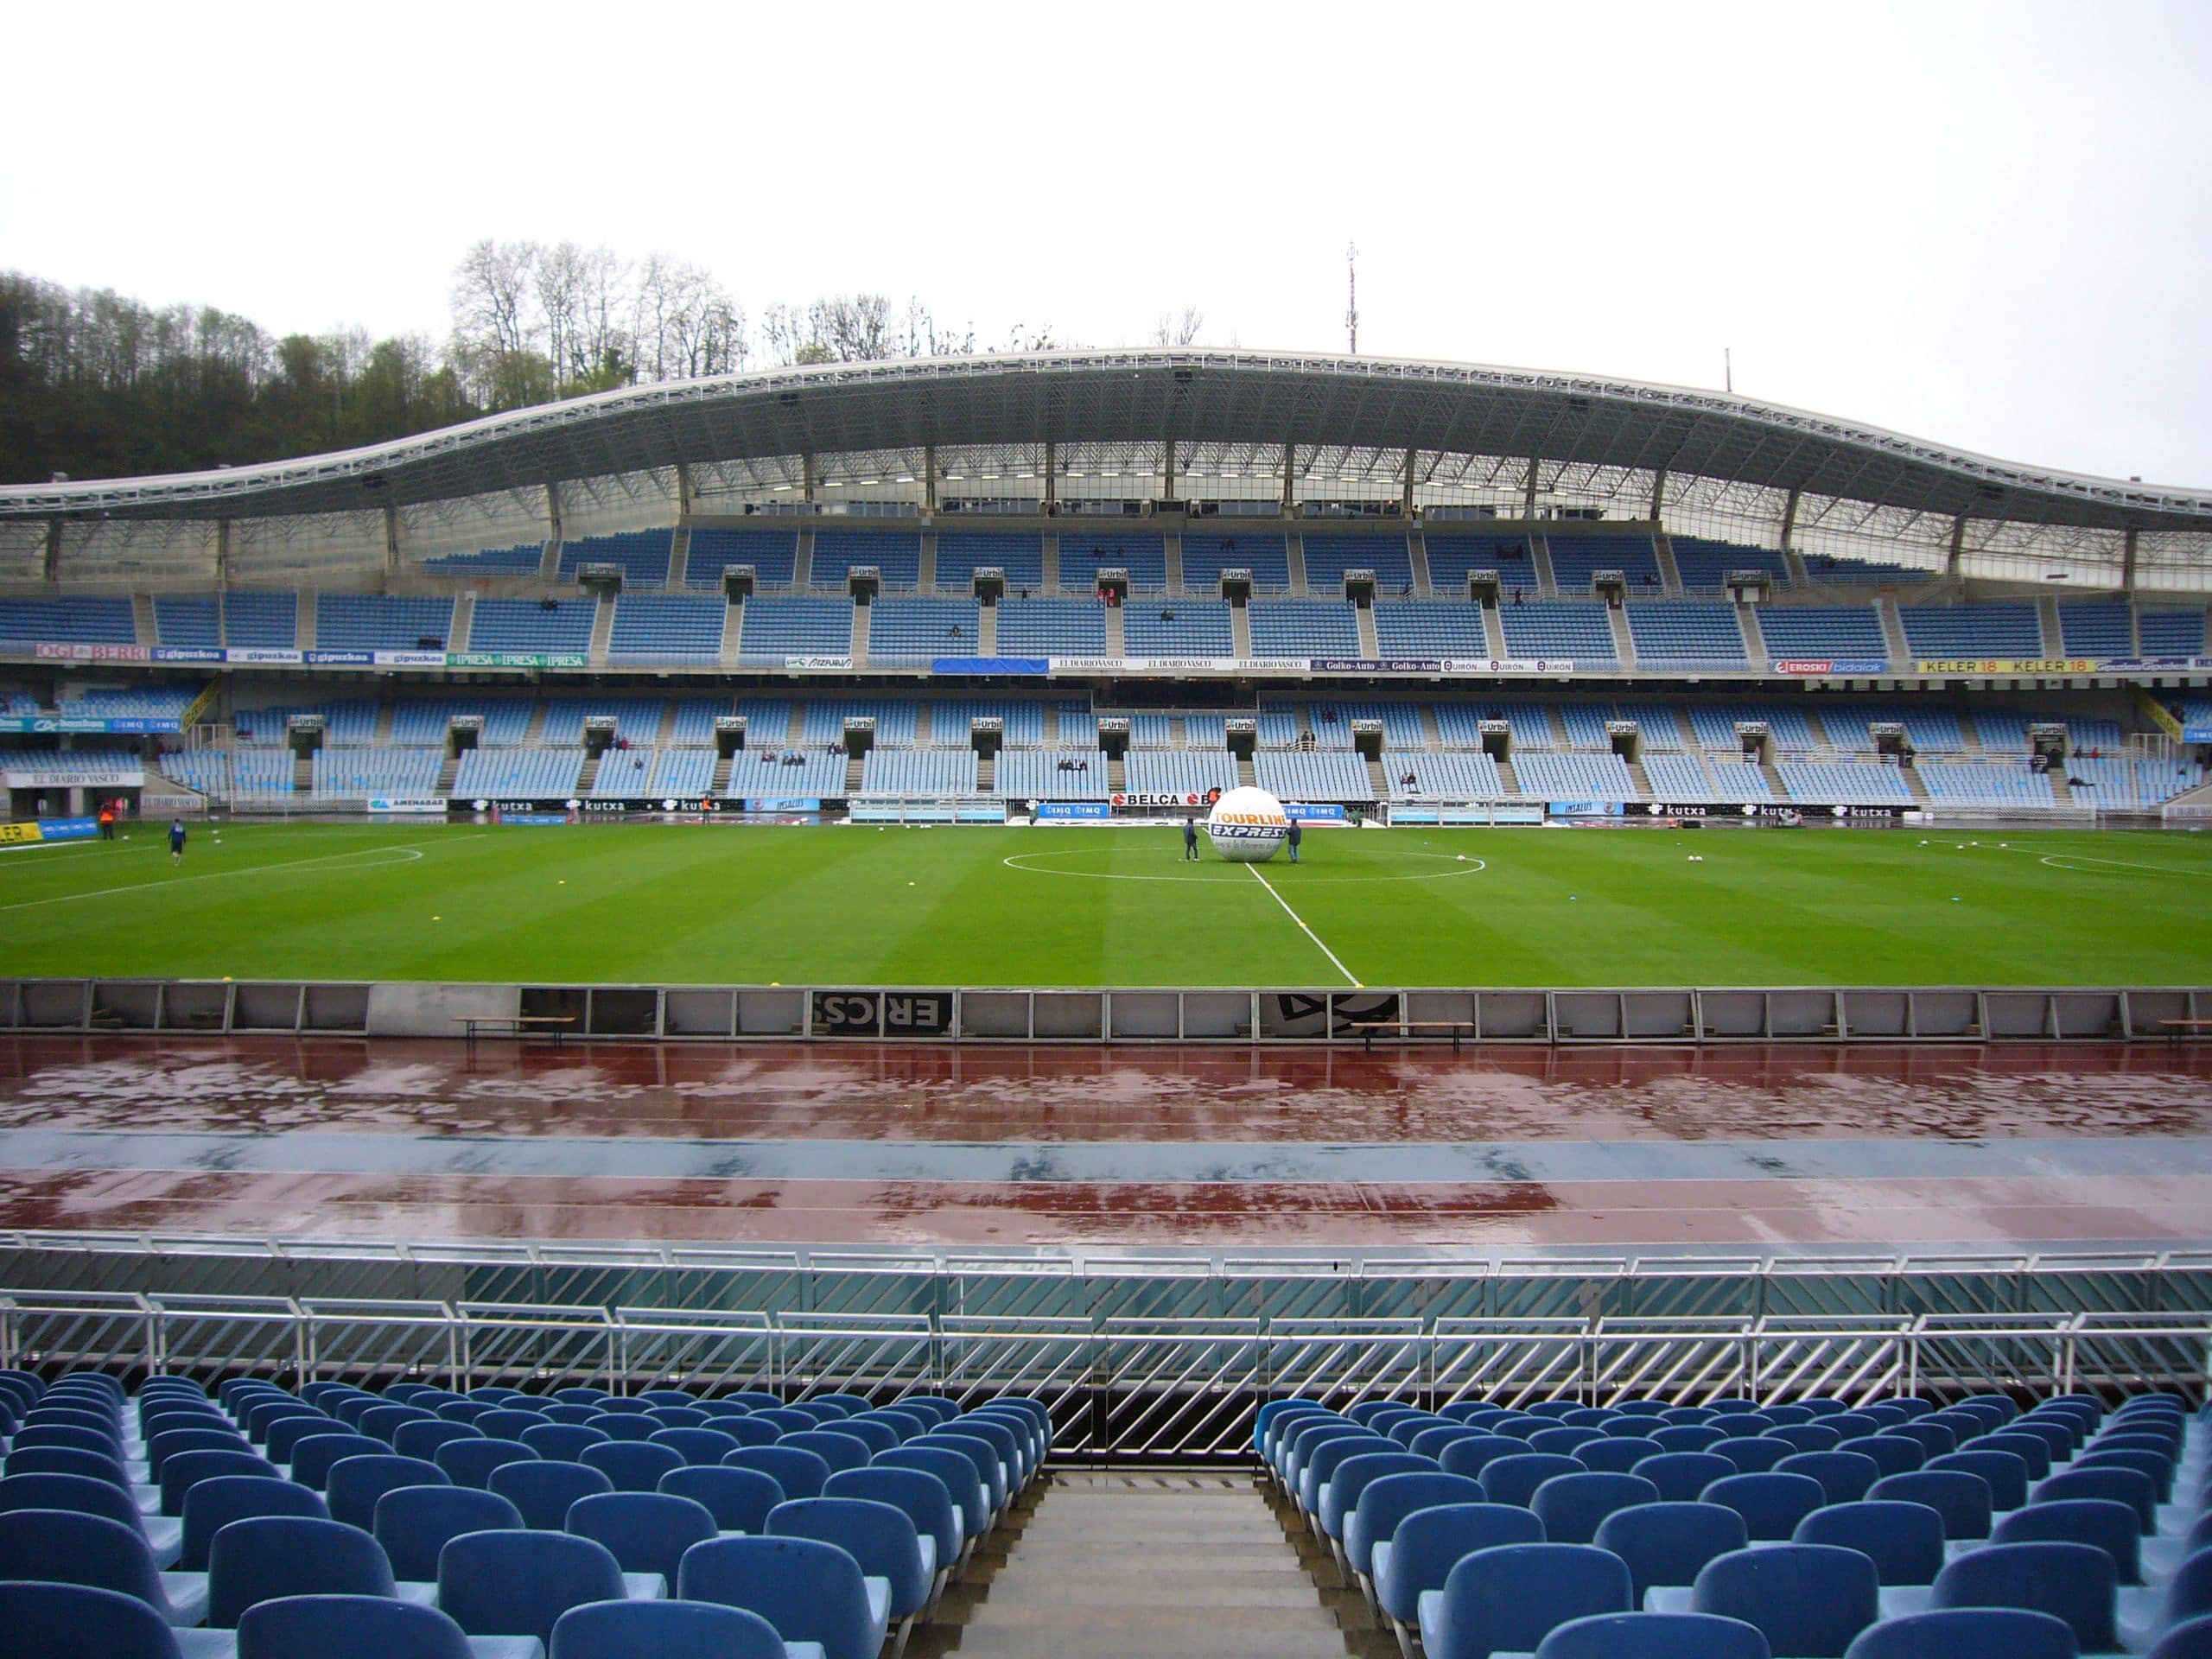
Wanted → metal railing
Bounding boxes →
[3,1272,2203,1462]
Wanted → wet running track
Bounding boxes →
[0,1035,2208,1253]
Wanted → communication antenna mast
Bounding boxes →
[1345,243,1359,355]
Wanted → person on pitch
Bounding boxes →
[1287,815,1303,864]
[168,817,188,866]
[1183,815,1199,861]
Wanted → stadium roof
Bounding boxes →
[3,348,2207,533]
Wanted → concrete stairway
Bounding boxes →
[1236,754,1257,788]
[131,593,158,645]
[1105,602,1126,660]
[844,753,865,792]
[449,594,475,651]
[577,751,602,794]
[943,1473,1346,1659]
[709,753,734,795]
[587,594,615,666]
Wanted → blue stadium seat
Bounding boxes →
[721,1445,831,1503]
[1596,1502,1749,1606]
[488,1461,615,1531]
[1840,1435,1925,1478]
[549,1597,785,1659]
[396,1421,486,1463]
[324,1455,449,1531]
[1692,1544,1880,1659]
[1929,1449,2031,1513]
[1321,1450,1431,1543]
[236,1592,536,1659]
[1869,1469,1993,1541]
[0,1470,184,1567]
[775,1432,873,1481]
[1439,1433,1533,1480]
[1530,1471,1661,1545]
[436,1439,539,1491]
[874,1446,988,1545]
[0,1580,193,1659]
[439,1529,639,1646]
[519,1425,610,1462]
[1932,1541,2118,1653]
[1632,1452,1739,1503]
[1535,1610,1773,1659]
[1579,1437,1666,1474]
[1776,1451,1883,1507]
[1842,1607,2082,1659]
[1795,1499,1948,1615]
[0,1506,208,1626]
[677,1534,887,1659]
[1346,1471,1485,1583]
[580,1442,686,1495]
[205,1514,415,1628]
[178,1474,328,1573]
[1480,1452,1586,1509]
[1651,1425,1728,1454]
[1374,1503,1545,1629]
[563,1491,718,1583]
[825,1465,960,1587]
[1421,1541,1635,1659]
[769,1494,931,1622]
[371,1485,525,1584]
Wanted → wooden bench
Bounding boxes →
[455,1014,576,1051]
[2158,1018,2212,1045]
[1346,1019,1472,1053]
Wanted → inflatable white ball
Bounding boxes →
[1206,785,1290,863]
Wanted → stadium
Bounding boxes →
[3,348,2211,1659]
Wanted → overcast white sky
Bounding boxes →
[5,1,2208,484]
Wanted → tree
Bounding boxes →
[1150,305,1205,346]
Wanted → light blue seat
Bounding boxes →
[0,1505,209,1626]
[1322,1451,1432,1543]
[1691,1544,1879,1659]
[874,1446,988,1546]
[678,1535,887,1659]
[825,1465,961,1586]
[769,1494,931,1623]
[1346,1471,1486,1584]
[1419,1541,1634,1659]
[1374,1503,1544,1629]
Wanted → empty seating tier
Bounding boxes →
[1182,532,1289,593]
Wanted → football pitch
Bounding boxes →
[3,821,2210,988]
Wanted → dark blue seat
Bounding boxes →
[564,1491,719,1581]
[1439,1433,1534,1481]
[875,1445,988,1542]
[1631,1452,1738,1504]
[1712,1437,1796,1475]
[179,1473,328,1573]
[0,1506,207,1626]
[537,1404,606,1427]
[1595,1502,1748,1605]
[1650,1424,1728,1453]
[770,1494,931,1621]
[677,1534,886,1659]
[747,1408,819,1437]
[438,1529,633,1645]
[1979,1431,2055,1480]
[1530,1426,1606,1458]
[1345,1471,1485,1582]
[488,1459,615,1529]
[658,1464,785,1535]
[777,1430,874,1481]
[1890,1420,1959,1459]
[1929,1448,2031,1512]
[1700,1472,1827,1542]
[825,1418,898,1457]
[521,1423,611,1461]
[2154,1612,2212,1659]
[206,1514,404,1629]
[0,1444,136,1491]
[549,1598,787,1659]
[1840,1434,1925,1478]
[234,1592,501,1659]
[723,1444,833,1503]
[1422,1541,1634,1659]
[1794,1499,1947,1588]
[1842,1606,2080,1659]
[1656,1407,1719,1427]
[1577,1437,1665,1474]
[0,1579,188,1659]
[1869,1469,1993,1541]
[160,1446,280,1516]
[371,1485,524,1583]
[1692,1544,1880,1659]
[1708,1414,1777,1439]
[582,1440,686,1494]
[1930,1541,2117,1654]
[1481,1452,1586,1509]
[1769,1424,1843,1454]
[323,1454,448,1531]
[585,1414,661,1443]
[1530,1471,1660,1546]
[434,1437,538,1490]
[1374,1503,1544,1627]
[2076,1447,2176,1503]
[1535,1610,1773,1659]
[1411,1424,1483,1463]
[472,1409,550,1441]
[1775,1451,1882,1507]
[827,1465,961,1578]
[393,1420,484,1463]
[1993,1497,2144,1583]
[144,1426,245,1478]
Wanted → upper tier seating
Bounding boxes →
[685,528,798,588]
[1124,603,1233,658]
[2059,602,2135,658]
[996,750,1109,800]
[995,599,1108,656]
[0,596,136,645]
[315,594,455,652]
[934,531,1043,593]
[1249,601,1359,657]
[1181,532,1290,593]
[236,700,377,745]
[736,598,853,664]
[557,531,671,588]
[468,598,595,654]
[1516,752,1637,801]
[542,696,664,747]
[57,686,199,723]
[1426,535,1533,593]
[1547,534,1662,593]
[1776,761,1913,803]
[1899,603,2044,658]
[1669,537,1792,594]
[423,542,543,577]
[1254,749,1376,801]
[669,698,728,746]
[2141,610,2208,657]
[607,595,725,662]
[1801,550,1936,582]
[811,531,921,591]
[1626,604,1748,665]
[1060,531,1166,592]
[1374,602,1491,656]
[868,598,979,665]
[223,592,297,649]
[1754,606,1891,661]
[153,596,220,648]
[1687,701,1822,752]
[1301,533,1413,591]
[1498,601,1618,664]
[929,699,1045,747]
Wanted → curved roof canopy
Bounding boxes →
[3,348,2205,533]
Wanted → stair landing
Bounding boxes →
[945,1473,1346,1659]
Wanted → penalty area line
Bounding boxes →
[1243,862,1362,987]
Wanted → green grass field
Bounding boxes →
[3,821,2210,988]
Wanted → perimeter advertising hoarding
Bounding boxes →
[1439,658,1577,675]
[31,643,150,662]
[811,989,954,1037]
[0,817,99,845]
[1915,658,2096,676]
[1035,802,1113,820]
[3,762,144,789]
[0,716,179,734]
[1052,657,1302,675]
[367,798,447,815]
[932,656,1049,676]
[448,652,588,669]
[1772,658,1892,676]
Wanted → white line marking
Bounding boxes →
[1244,862,1361,987]
[0,843,442,912]
[1001,849,1485,885]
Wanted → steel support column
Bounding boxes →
[1948,514,1967,580]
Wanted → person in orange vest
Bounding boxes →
[97,803,116,842]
